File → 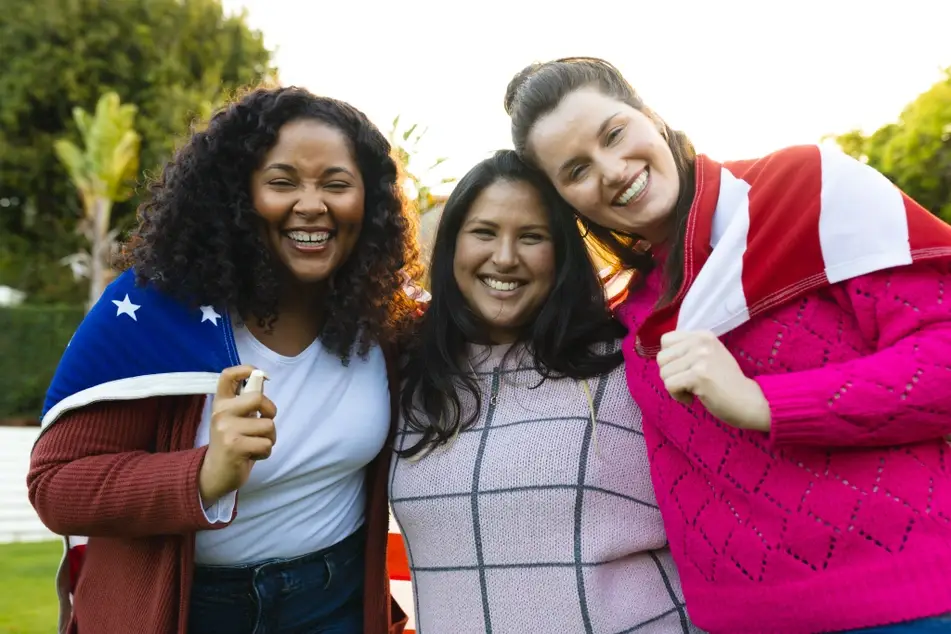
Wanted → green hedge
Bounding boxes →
[0,305,84,419]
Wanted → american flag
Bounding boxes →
[39,269,240,600]
[635,144,951,357]
[42,270,237,430]
[39,269,419,626]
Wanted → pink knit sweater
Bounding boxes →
[616,257,951,634]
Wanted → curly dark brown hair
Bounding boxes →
[119,86,422,361]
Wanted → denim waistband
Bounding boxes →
[193,524,366,584]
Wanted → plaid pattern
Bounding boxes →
[390,343,700,633]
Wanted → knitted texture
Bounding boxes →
[29,396,213,634]
[391,343,702,634]
[28,394,404,634]
[617,259,951,634]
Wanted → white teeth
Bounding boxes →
[482,278,521,292]
[617,170,649,205]
[287,230,331,244]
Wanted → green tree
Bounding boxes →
[387,116,456,215]
[833,68,951,222]
[54,92,141,309]
[0,0,274,303]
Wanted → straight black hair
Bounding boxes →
[399,150,624,458]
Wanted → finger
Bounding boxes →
[660,329,720,349]
[660,330,698,349]
[233,416,277,441]
[664,379,696,406]
[225,394,277,420]
[216,365,258,399]
[656,340,692,368]
[213,391,270,419]
[215,390,263,417]
[658,354,695,381]
[235,435,275,461]
[663,370,697,400]
[216,415,276,443]
[244,417,277,445]
[257,395,277,421]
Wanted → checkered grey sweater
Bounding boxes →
[390,343,701,634]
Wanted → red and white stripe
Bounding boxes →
[388,509,416,633]
[636,144,951,356]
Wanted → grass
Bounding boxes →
[0,540,61,634]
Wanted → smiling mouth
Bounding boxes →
[479,276,525,293]
[612,167,650,206]
[285,229,334,251]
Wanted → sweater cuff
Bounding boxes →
[185,446,233,529]
[755,374,833,447]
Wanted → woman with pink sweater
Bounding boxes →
[502,57,951,633]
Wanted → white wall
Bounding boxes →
[0,427,55,543]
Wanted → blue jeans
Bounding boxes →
[188,526,365,634]
[847,615,951,632]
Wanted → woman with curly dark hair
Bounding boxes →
[28,86,418,634]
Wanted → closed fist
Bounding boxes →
[657,330,771,432]
[198,365,277,502]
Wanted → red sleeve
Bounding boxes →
[27,397,232,537]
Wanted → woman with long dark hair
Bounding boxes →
[390,150,699,634]
[503,56,951,633]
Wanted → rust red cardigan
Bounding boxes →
[28,357,408,634]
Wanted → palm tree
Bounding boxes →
[54,92,140,310]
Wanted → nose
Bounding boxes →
[292,186,328,217]
[599,152,627,187]
[491,236,518,270]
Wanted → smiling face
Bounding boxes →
[453,179,556,344]
[527,87,680,243]
[250,118,365,289]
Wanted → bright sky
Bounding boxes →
[222,0,951,193]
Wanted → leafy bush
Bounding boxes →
[0,305,82,420]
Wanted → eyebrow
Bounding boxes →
[465,218,550,232]
[262,163,356,178]
[263,163,296,173]
[557,111,621,175]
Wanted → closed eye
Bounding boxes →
[605,126,624,145]
[268,179,295,187]
[569,164,588,182]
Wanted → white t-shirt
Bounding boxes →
[193,322,390,565]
